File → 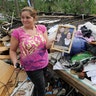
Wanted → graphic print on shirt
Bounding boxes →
[21,33,46,57]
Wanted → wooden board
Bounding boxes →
[17,70,27,82]
[0,60,28,96]
[0,55,10,59]
[0,46,9,52]
[0,35,10,42]
[90,41,96,45]
[0,60,15,96]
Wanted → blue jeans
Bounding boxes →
[26,67,47,96]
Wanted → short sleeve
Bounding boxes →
[11,28,20,41]
[36,24,47,33]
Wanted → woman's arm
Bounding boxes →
[10,36,19,68]
[43,31,54,49]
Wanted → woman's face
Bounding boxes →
[66,32,71,39]
[21,11,34,28]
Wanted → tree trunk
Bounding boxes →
[14,0,19,17]
[2,0,7,12]
[30,0,34,8]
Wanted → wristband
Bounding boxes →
[15,63,20,68]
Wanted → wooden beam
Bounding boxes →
[0,47,9,52]
[0,55,10,59]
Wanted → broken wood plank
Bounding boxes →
[0,55,10,59]
[0,46,9,52]
[0,35,10,42]
[38,15,74,18]
[0,60,15,95]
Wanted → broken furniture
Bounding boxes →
[48,63,96,96]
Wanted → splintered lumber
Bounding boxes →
[0,55,10,59]
[0,46,10,59]
[17,70,27,82]
[0,35,10,42]
[90,41,96,45]
[0,60,15,96]
[0,60,28,96]
[38,15,74,18]
[0,46,9,52]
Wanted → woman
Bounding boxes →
[62,32,72,47]
[10,6,53,96]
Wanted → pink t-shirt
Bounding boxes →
[11,24,48,71]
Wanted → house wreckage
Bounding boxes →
[0,14,96,96]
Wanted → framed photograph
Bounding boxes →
[51,24,76,53]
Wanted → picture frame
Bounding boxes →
[51,24,76,53]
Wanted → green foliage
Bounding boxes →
[0,0,96,18]
[0,0,28,17]
[34,0,96,15]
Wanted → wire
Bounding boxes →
[0,81,10,96]
[65,87,74,96]
[0,67,21,96]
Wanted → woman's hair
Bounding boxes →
[20,6,37,20]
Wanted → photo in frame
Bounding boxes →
[51,24,76,53]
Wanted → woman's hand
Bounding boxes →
[46,39,55,49]
[43,31,55,49]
